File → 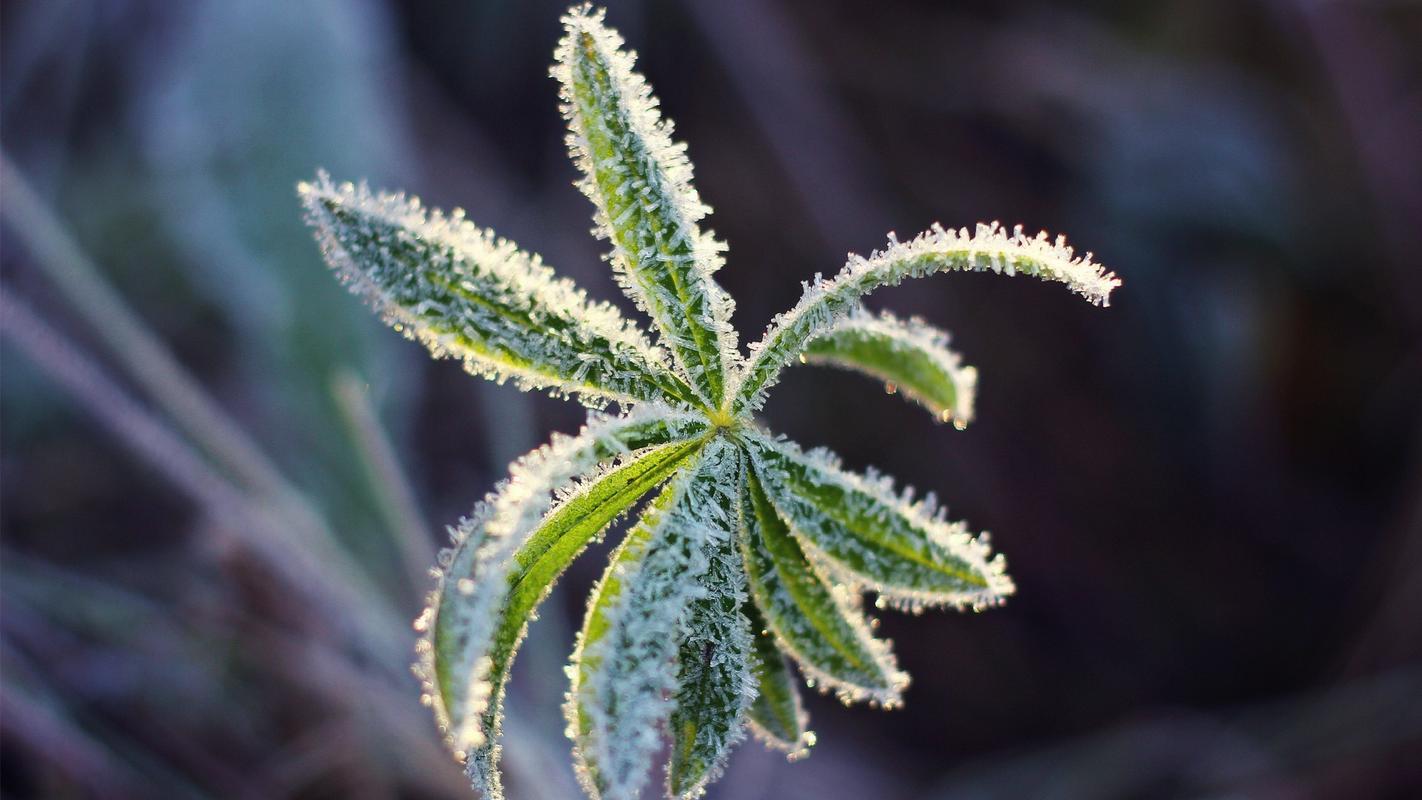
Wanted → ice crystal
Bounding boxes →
[300,5,1119,799]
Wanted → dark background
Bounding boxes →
[3,1,1420,798]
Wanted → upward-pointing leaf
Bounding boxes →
[734,222,1119,414]
[803,307,978,427]
[300,172,700,409]
[555,6,736,408]
[567,438,741,800]
[413,405,709,774]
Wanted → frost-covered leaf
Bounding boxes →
[745,432,1014,610]
[742,602,812,757]
[740,465,906,705]
[567,438,741,800]
[734,222,1119,414]
[668,452,754,799]
[304,7,1121,799]
[300,172,700,408]
[803,307,977,427]
[554,7,737,407]
[458,438,705,799]
[413,405,709,776]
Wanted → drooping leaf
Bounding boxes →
[300,172,700,408]
[734,222,1119,414]
[668,450,754,799]
[567,438,740,800]
[554,6,737,407]
[739,464,906,705]
[803,307,977,427]
[745,432,1014,610]
[413,405,709,774]
[742,602,812,757]
[461,437,706,799]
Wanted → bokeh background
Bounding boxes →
[3,1,1420,798]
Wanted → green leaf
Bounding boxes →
[554,7,736,408]
[668,468,754,799]
[461,437,705,799]
[740,464,906,705]
[413,406,709,784]
[734,222,1119,415]
[745,433,1015,610]
[742,602,812,757]
[568,438,741,800]
[803,307,977,427]
[300,173,700,408]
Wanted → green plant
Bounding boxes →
[299,6,1118,798]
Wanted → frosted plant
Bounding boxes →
[299,6,1118,799]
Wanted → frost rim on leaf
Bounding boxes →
[803,305,978,427]
[300,170,699,409]
[413,404,709,764]
[553,5,739,407]
[733,221,1120,415]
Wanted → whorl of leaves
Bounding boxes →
[301,5,1118,798]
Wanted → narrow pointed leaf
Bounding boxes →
[745,433,1014,610]
[554,7,736,406]
[742,602,812,757]
[413,405,709,787]
[567,438,740,800]
[459,437,705,799]
[734,222,1119,414]
[668,449,754,799]
[300,172,700,408]
[803,307,977,427]
[740,465,906,705]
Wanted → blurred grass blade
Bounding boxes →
[734,222,1118,414]
[746,432,1014,610]
[742,602,812,757]
[740,464,906,705]
[567,439,739,800]
[804,307,977,427]
[668,450,753,799]
[330,369,435,597]
[554,7,737,407]
[0,155,321,512]
[301,173,700,409]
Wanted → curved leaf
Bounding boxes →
[460,437,705,798]
[300,172,699,408]
[742,602,812,757]
[567,438,740,800]
[554,7,736,407]
[803,307,977,427]
[734,222,1119,414]
[740,464,906,705]
[744,432,1014,610]
[413,405,709,780]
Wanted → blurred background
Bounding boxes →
[3,1,1420,797]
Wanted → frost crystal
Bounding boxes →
[301,5,1118,799]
